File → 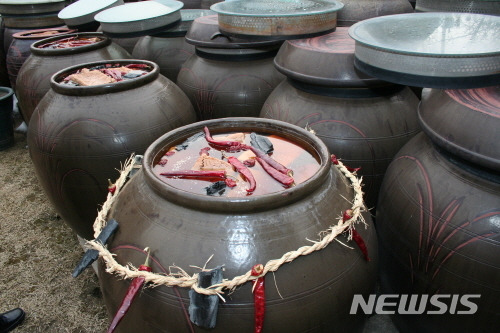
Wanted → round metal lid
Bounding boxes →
[0,0,67,15]
[58,0,123,27]
[210,0,344,40]
[416,0,500,15]
[151,9,214,37]
[185,14,281,48]
[94,0,183,38]
[349,13,500,89]
[274,27,388,87]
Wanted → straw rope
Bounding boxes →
[88,154,367,297]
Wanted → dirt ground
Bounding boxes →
[0,133,108,332]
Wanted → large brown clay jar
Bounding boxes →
[27,59,197,239]
[261,28,420,209]
[176,15,284,120]
[16,32,131,125]
[99,117,378,332]
[376,87,500,332]
[376,133,499,333]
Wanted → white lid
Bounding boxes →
[58,0,123,25]
[95,1,180,23]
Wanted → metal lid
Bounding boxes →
[274,27,389,87]
[210,0,344,40]
[185,14,281,48]
[0,0,67,15]
[58,0,123,27]
[416,0,500,15]
[337,0,413,27]
[94,0,183,38]
[419,87,500,171]
[349,13,500,89]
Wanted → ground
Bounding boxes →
[0,133,108,333]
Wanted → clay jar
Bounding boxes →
[176,15,284,120]
[99,117,378,332]
[132,9,212,82]
[0,86,14,150]
[376,87,500,333]
[6,27,75,90]
[27,59,197,239]
[260,28,420,209]
[336,0,414,26]
[16,32,131,125]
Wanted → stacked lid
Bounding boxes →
[210,0,344,40]
[348,12,500,88]
[58,0,123,29]
[0,0,68,28]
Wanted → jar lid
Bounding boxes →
[95,0,183,38]
[185,15,281,49]
[418,87,500,171]
[337,0,413,27]
[58,0,123,27]
[210,0,344,40]
[12,27,75,40]
[0,0,67,15]
[416,0,500,15]
[274,27,388,88]
[349,13,500,89]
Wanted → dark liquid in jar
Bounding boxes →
[153,131,321,197]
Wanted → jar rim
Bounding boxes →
[142,117,332,213]
[49,59,160,96]
[30,32,112,56]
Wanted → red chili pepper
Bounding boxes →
[160,170,226,180]
[224,178,237,188]
[108,179,116,194]
[107,249,152,333]
[158,156,168,166]
[125,64,150,69]
[246,145,292,176]
[343,209,370,261]
[203,127,244,151]
[256,157,295,187]
[331,154,361,173]
[243,159,256,167]
[199,147,211,156]
[165,151,175,156]
[226,156,256,193]
[251,264,265,333]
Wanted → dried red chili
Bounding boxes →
[107,249,152,333]
[224,178,237,188]
[108,179,116,194]
[331,154,361,173]
[247,146,292,176]
[226,156,256,193]
[243,159,256,167]
[199,147,211,156]
[203,127,244,151]
[159,170,226,180]
[343,210,370,261]
[255,157,294,187]
[251,264,265,333]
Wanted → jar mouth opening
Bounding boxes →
[142,118,332,213]
[30,32,111,55]
[0,87,14,101]
[50,59,159,96]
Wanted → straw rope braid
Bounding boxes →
[88,154,367,298]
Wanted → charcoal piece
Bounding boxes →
[205,181,226,196]
[123,70,144,79]
[250,132,274,154]
[176,132,205,151]
[72,219,119,278]
[88,65,106,71]
[188,267,223,329]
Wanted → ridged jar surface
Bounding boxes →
[376,133,500,333]
[177,52,284,120]
[133,35,195,83]
[98,118,378,332]
[27,66,196,239]
[260,79,420,209]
